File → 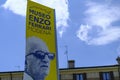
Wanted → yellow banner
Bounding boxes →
[24,0,58,80]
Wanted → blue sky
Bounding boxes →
[0,0,120,72]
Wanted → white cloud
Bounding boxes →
[88,27,120,45]
[77,1,120,45]
[77,24,91,42]
[1,0,69,37]
[2,0,26,16]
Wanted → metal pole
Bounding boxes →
[65,45,69,68]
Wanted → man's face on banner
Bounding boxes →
[27,49,54,76]
[26,37,55,79]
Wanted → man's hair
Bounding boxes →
[26,36,49,55]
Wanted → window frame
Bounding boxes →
[73,73,87,80]
[99,71,114,80]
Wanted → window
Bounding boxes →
[99,71,114,80]
[103,72,110,80]
[73,73,87,80]
[76,74,83,80]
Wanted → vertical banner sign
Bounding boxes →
[23,0,58,80]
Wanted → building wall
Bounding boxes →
[0,65,119,80]
[87,72,99,80]
[60,65,120,80]
[0,72,23,80]
[60,74,73,80]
